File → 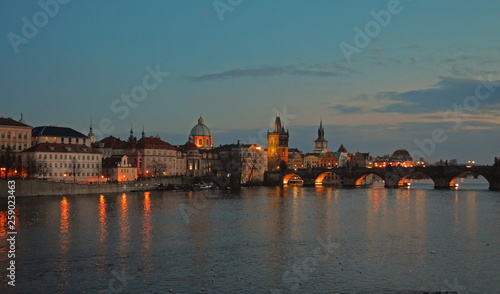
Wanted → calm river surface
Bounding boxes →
[1,179,499,293]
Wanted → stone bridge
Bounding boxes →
[265,166,500,190]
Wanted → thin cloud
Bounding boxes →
[330,105,365,114]
[190,64,354,81]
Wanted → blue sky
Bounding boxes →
[1,0,499,163]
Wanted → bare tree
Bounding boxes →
[68,157,81,183]
[23,154,38,178]
[36,159,52,180]
[151,159,166,177]
[242,151,262,184]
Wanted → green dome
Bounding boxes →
[189,116,211,137]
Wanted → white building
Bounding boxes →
[21,143,102,183]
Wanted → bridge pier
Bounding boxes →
[340,177,358,188]
[489,180,500,191]
[432,177,455,189]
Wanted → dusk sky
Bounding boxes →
[2,0,500,164]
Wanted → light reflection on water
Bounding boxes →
[1,182,498,293]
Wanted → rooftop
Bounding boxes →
[32,126,88,138]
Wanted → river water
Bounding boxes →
[0,178,498,293]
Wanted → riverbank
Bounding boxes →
[0,177,184,197]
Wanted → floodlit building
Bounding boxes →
[102,155,137,182]
[267,116,289,171]
[21,143,102,182]
[189,116,213,149]
[373,149,414,168]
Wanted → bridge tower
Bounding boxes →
[267,116,289,171]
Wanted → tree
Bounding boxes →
[0,146,15,178]
[23,154,38,178]
[36,159,51,180]
[242,151,264,184]
[151,159,166,177]
[68,157,81,183]
[94,160,102,183]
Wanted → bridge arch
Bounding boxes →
[397,172,435,187]
[314,171,342,185]
[355,172,385,186]
[448,171,490,188]
[283,173,304,185]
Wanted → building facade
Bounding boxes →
[21,143,102,183]
[102,155,137,182]
[0,115,32,177]
[217,143,267,184]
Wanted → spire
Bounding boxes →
[273,116,282,133]
[318,119,324,139]
[142,124,145,139]
[129,123,135,142]
[88,118,94,136]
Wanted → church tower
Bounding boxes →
[88,118,96,144]
[267,116,289,171]
[313,119,328,153]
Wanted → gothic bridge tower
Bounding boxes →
[267,116,289,171]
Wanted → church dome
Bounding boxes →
[189,116,211,137]
[392,149,412,161]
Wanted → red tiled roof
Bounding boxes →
[93,136,124,148]
[184,141,199,150]
[137,136,176,150]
